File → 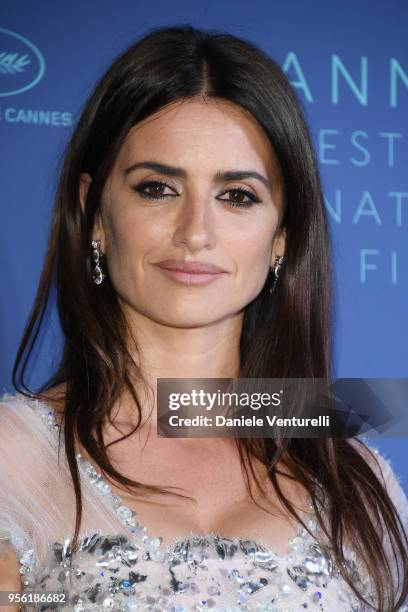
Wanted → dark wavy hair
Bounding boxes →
[13,24,408,610]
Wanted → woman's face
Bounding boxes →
[82,98,285,328]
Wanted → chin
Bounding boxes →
[154,312,222,328]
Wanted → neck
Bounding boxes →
[118,304,244,440]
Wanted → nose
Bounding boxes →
[172,195,216,253]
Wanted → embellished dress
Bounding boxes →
[0,394,407,611]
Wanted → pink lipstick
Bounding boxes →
[154,259,227,286]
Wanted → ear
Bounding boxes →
[79,173,106,251]
[270,227,286,267]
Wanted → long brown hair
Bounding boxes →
[13,24,407,610]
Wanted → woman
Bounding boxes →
[0,24,407,612]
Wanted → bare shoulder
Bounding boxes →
[0,541,21,611]
[39,383,67,421]
[40,383,66,405]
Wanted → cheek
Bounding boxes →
[104,211,161,275]
[228,220,275,276]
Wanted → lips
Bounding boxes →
[155,260,226,274]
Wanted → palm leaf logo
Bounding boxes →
[0,52,31,75]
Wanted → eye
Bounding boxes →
[218,187,262,208]
[133,180,176,200]
[132,181,262,208]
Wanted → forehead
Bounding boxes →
[116,98,280,180]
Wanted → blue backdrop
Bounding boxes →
[0,1,407,491]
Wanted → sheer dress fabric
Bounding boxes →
[0,393,407,612]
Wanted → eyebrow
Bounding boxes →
[124,160,271,189]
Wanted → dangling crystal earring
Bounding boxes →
[269,255,284,295]
[91,240,105,285]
